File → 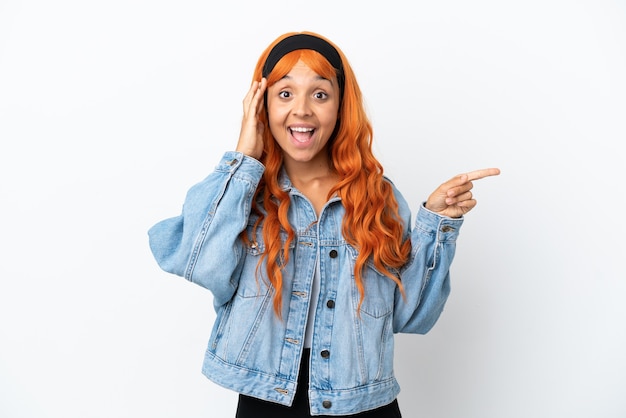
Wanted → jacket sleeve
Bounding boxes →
[147,152,265,308]
[391,186,464,334]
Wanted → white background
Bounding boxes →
[1,1,625,417]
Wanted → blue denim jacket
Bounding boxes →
[148,152,463,416]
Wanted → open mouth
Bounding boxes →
[289,126,315,143]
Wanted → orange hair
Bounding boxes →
[244,31,411,317]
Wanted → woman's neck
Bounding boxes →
[283,157,338,216]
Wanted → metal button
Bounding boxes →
[441,225,454,233]
[322,400,332,409]
[329,249,338,258]
[326,300,335,309]
[321,349,330,358]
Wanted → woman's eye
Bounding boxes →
[314,92,328,100]
[278,91,291,98]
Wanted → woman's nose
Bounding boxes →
[292,95,312,116]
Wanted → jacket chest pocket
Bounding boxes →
[346,247,397,319]
[237,220,294,298]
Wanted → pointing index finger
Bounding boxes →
[465,167,501,181]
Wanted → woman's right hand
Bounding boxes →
[235,78,268,160]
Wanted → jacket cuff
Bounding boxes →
[416,203,463,242]
[217,151,265,182]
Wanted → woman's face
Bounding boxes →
[266,60,340,169]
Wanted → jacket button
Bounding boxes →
[329,249,338,258]
[322,400,332,409]
[326,300,335,309]
[321,349,330,358]
[441,225,454,233]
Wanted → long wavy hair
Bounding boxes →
[243,31,411,317]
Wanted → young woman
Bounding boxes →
[148,31,500,417]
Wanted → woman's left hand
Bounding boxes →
[425,168,501,218]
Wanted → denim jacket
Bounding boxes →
[148,152,463,416]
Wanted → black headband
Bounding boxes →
[262,34,344,92]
